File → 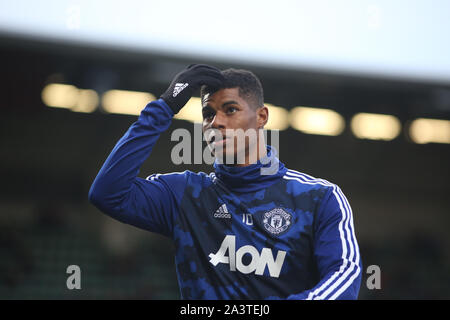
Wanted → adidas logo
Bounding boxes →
[214,204,231,219]
[173,83,189,97]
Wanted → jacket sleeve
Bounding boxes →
[88,99,187,238]
[288,185,362,300]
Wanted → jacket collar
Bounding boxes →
[213,145,287,193]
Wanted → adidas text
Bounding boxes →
[173,83,189,97]
[214,204,231,219]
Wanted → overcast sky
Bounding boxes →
[1,0,449,83]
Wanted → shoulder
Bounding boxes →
[284,169,353,215]
[142,170,215,201]
[283,169,353,221]
[282,168,345,201]
[282,168,337,190]
[145,170,215,186]
[145,170,190,182]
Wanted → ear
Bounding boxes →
[256,106,269,129]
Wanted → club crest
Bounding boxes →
[263,208,292,236]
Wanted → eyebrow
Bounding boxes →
[221,100,240,107]
[202,100,240,110]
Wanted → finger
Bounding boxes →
[194,68,225,80]
[197,75,224,88]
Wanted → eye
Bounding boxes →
[226,106,238,114]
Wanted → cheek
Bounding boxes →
[243,114,258,131]
[232,112,257,130]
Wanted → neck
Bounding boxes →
[223,132,267,167]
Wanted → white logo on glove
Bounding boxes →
[173,83,189,97]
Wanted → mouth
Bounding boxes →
[209,135,228,147]
[205,130,227,147]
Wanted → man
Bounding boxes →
[89,64,362,299]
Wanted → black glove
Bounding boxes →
[160,64,225,114]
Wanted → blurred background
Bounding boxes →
[1,0,449,299]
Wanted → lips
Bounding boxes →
[205,130,227,146]
[212,137,228,147]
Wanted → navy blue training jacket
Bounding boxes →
[88,98,362,300]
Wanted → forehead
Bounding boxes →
[202,87,247,107]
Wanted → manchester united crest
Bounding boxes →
[263,208,292,236]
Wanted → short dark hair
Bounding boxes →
[201,68,264,108]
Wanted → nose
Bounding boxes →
[210,110,226,129]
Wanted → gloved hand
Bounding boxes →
[160,64,225,114]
